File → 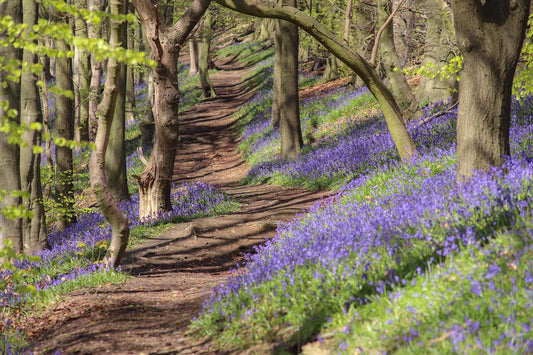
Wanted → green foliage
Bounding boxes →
[0,240,41,300]
[513,13,533,98]
[400,55,463,82]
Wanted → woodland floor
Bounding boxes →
[25,58,330,354]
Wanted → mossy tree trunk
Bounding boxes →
[417,0,457,104]
[453,0,530,180]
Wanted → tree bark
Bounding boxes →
[417,0,457,104]
[75,0,91,142]
[199,8,216,98]
[453,0,530,180]
[375,0,421,121]
[90,0,130,267]
[343,0,353,44]
[279,0,302,160]
[132,0,211,220]
[214,0,417,162]
[271,19,281,128]
[55,22,77,231]
[88,0,105,139]
[0,0,23,252]
[189,39,200,75]
[105,2,130,203]
[20,0,48,253]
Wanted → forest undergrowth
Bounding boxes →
[190,42,533,353]
[1,39,532,354]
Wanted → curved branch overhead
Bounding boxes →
[214,0,417,161]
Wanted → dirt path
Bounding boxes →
[27,60,329,354]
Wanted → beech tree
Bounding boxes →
[278,0,302,160]
[105,1,131,202]
[53,7,77,231]
[20,0,48,251]
[417,0,458,104]
[453,0,531,179]
[89,0,130,267]
[0,0,23,252]
[374,0,422,121]
[132,0,211,220]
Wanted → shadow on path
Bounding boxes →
[28,56,329,355]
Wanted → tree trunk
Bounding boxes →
[279,0,302,160]
[271,19,281,128]
[417,0,457,104]
[55,28,77,231]
[90,0,130,267]
[376,0,421,121]
[126,14,136,122]
[189,39,200,75]
[20,0,48,253]
[323,55,339,81]
[75,0,91,142]
[199,9,216,98]
[453,0,530,180]
[343,0,353,44]
[132,0,211,220]
[0,0,23,252]
[88,0,105,139]
[214,0,417,162]
[105,9,130,202]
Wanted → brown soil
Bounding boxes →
[24,59,329,354]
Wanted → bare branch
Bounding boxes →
[370,0,407,65]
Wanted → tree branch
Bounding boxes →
[370,0,407,65]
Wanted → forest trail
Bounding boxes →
[28,59,329,354]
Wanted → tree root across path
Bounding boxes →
[26,59,330,354]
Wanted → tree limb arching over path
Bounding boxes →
[214,0,417,163]
[26,56,330,355]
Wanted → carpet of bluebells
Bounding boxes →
[192,88,533,352]
[1,181,236,351]
[1,64,235,351]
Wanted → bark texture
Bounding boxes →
[279,0,302,160]
[90,0,130,267]
[453,0,530,179]
[189,39,200,75]
[214,0,417,162]
[75,0,91,142]
[271,19,281,128]
[0,0,23,252]
[199,8,216,98]
[20,0,48,252]
[132,0,211,220]
[88,0,105,138]
[375,0,421,121]
[417,0,457,104]
[105,4,130,203]
[55,32,76,231]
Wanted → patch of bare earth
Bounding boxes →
[24,59,330,354]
